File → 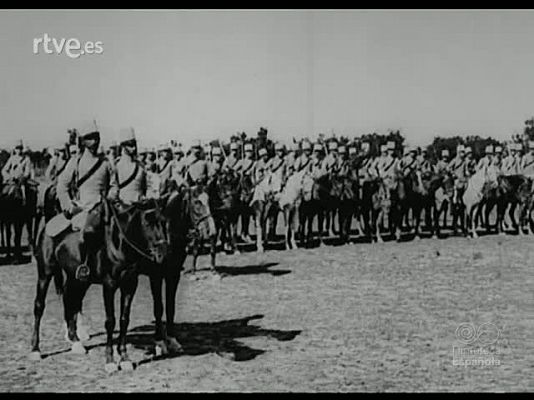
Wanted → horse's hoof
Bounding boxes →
[105,362,119,374]
[210,272,222,281]
[28,351,42,361]
[257,246,264,253]
[166,337,183,354]
[155,340,168,356]
[431,235,437,240]
[70,341,87,355]
[233,249,240,255]
[414,235,421,241]
[119,360,134,372]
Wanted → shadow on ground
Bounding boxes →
[43,314,301,365]
[215,262,290,277]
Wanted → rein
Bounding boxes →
[107,200,162,262]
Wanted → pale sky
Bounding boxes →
[1,9,534,149]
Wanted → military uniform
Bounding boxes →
[186,157,209,185]
[375,154,399,181]
[234,157,255,178]
[434,159,450,175]
[45,154,69,182]
[324,153,339,174]
[115,156,146,204]
[500,154,517,176]
[399,154,419,177]
[293,153,312,174]
[222,154,239,171]
[358,157,377,182]
[520,152,534,178]
[57,148,118,212]
[207,159,223,180]
[2,153,31,181]
[310,156,327,179]
[267,155,286,192]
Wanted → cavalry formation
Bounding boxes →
[1,122,534,372]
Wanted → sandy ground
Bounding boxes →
[0,233,532,392]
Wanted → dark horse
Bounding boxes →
[493,175,533,235]
[30,198,169,372]
[0,178,38,262]
[207,169,241,254]
[333,168,359,244]
[298,173,332,247]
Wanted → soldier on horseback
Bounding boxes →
[2,139,32,205]
[267,142,287,197]
[501,143,521,176]
[234,143,256,243]
[448,145,468,204]
[115,128,146,205]
[222,142,240,171]
[56,123,119,281]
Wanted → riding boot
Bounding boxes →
[76,231,96,281]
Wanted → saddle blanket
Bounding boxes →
[45,201,99,238]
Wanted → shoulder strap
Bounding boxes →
[77,156,105,189]
[118,161,140,189]
[56,158,69,177]
[384,158,396,172]
[159,159,171,174]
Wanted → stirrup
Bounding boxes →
[75,264,90,281]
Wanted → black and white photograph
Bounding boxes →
[0,9,532,392]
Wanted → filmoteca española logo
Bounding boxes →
[453,322,503,368]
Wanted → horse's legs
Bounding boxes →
[241,208,251,241]
[485,201,493,234]
[209,235,218,271]
[509,202,519,233]
[413,204,422,240]
[5,222,12,258]
[149,274,168,355]
[190,238,200,276]
[117,271,138,370]
[29,271,52,359]
[496,200,507,236]
[255,205,264,253]
[164,252,185,353]
[63,279,88,355]
[317,207,325,246]
[474,204,480,239]
[14,220,23,261]
[103,279,118,372]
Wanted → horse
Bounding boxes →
[250,175,280,253]
[236,173,255,243]
[30,197,169,372]
[432,171,455,238]
[463,168,498,238]
[181,183,218,278]
[278,171,304,250]
[0,178,30,262]
[334,168,359,244]
[415,170,443,238]
[493,175,533,235]
[207,169,241,254]
[298,172,331,247]
[397,170,425,240]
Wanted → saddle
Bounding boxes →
[45,201,101,238]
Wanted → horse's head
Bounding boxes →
[106,199,169,265]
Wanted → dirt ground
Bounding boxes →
[0,233,532,392]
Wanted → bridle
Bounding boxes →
[107,198,167,263]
